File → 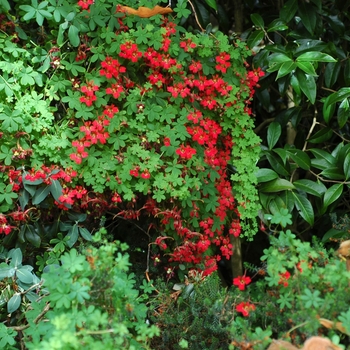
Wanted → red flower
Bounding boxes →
[278,271,291,287]
[236,302,256,317]
[233,275,252,291]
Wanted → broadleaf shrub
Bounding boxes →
[0,0,262,280]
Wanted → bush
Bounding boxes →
[0,229,158,349]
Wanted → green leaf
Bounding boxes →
[259,178,295,192]
[49,180,63,202]
[287,149,311,170]
[66,225,79,248]
[204,0,217,11]
[323,87,350,118]
[293,179,326,197]
[266,153,290,177]
[247,30,264,49]
[296,52,336,63]
[298,1,317,35]
[267,121,281,150]
[323,183,343,208]
[344,152,350,180]
[320,167,344,180]
[296,61,317,76]
[268,53,293,65]
[291,192,314,226]
[267,19,288,32]
[307,127,333,143]
[324,62,341,88]
[68,25,80,47]
[256,168,279,183]
[25,226,41,248]
[280,0,297,23]
[276,61,296,79]
[79,227,92,241]
[337,98,350,128]
[251,13,264,28]
[9,248,22,268]
[16,267,34,284]
[32,186,51,205]
[322,228,348,242]
[7,293,21,314]
[295,70,316,104]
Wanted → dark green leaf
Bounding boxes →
[298,1,317,35]
[337,98,350,128]
[268,53,292,65]
[79,227,92,241]
[307,127,333,143]
[25,226,41,248]
[295,69,316,104]
[266,153,290,177]
[9,248,22,268]
[323,87,350,117]
[291,192,314,226]
[324,62,341,88]
[204,0,217,11]
[280,0,297,23]
[267,19,288,32]
[49,180,63,202]
[294,39,327,55]
[250,13,264,28]
[320,167,344,180]
[287,149,311,170]
[259,178,295,192]
[293,179,326,197]
[322,228,348,242]
[32,186,50,205]
[344,152,350,180]
[267,121,281,149]
[247,30,264,49]
[66,225,79,248]
[323,183,343,208]
[276,61,296,79]
[256,168,279,183]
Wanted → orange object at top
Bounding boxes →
[119,5,173,18]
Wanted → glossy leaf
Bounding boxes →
[247,30,264,49]
[344,152,350,180]
[291,191,314,226]
[266,153,290,177]
[276,61,296,79]
[267,121,281,149]
[250,13,264,29]
[256,168,279,183]
[296,52,336,63]
[322,228,348,242]
[204,0,217,11]
[25,225,41,248]
[49,179,64,203]
[267,19,288,32]
[259,178,295,192]
[298,1,317,35]
[324,62,341,88]
[293,179,326,197]
[337,98,350,128]
[296,61,317,76]
[9,248,22,268]
[287,149,311,170]
[307,127,333,143]
[268,53,292,64]
[323,87,350,117]
[295,70,316,104]
[323,183,343,208]
[320,167,344,180]
[294,39,327,55]
[280,0,297,23]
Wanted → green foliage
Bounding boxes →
[0,233,158,349]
